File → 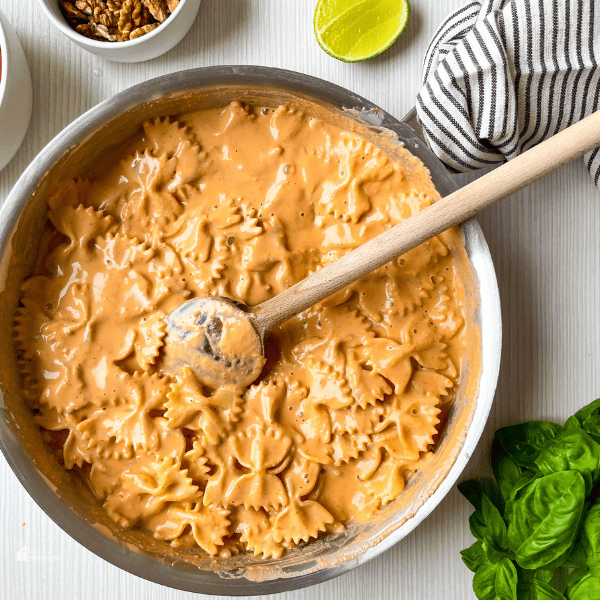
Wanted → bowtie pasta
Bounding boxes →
[15,102,468,558]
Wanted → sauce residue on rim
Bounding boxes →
[15,102,469,559]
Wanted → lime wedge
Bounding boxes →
[314,0,410,62]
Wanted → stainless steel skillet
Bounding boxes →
[0,66,501,595]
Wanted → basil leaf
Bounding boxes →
[469,494,508,557]
[507,471,586,569]
[564,416,581,431]
[566,543,588,570]
[518,579,567,600]
[496,422,562,468]
[566,568,590,588]
[580,501,600,576]
[492,438,523,504]
[473,557,518,600]
[535,428,600,496]
[565,543,590,587]
[459,479,485,510]
[462,540,485,573]
[534,569,555,583]
[510,470,541,500]
[573,399,600,438]
[505,470,541,521]
[566,573,600,599]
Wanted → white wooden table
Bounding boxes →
[1,1,599,598]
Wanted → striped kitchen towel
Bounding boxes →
[416,0,600,190]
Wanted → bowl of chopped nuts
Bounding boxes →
[36,0,202,63]
[0,9,33,172]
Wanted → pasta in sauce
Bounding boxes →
[15,102,468,558]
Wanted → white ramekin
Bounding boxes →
[36,0,202,63]
[0,9,33,172]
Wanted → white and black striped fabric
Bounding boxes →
[416,0,600,190]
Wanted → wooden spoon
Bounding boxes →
[163,110,600,388]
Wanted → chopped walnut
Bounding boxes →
[61,0,87,21]
[140,0,168,22]
[59,0,176,42]
[93,22,118,41]
[130,22,159,39]
[75,22,102,41]
[117,0,134,35]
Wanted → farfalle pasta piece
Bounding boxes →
[294,305,375,362]
[218,101,255,135]
[51,281,91,334]
[305,358,353,411]
[318,134,394,224]
[344,351,392,408]
[35,408,96,469]
[17,275,56,311]
[131,149,177,194]
[237,201,264,240]
[362,337,414,394]
[118,151,184,236]
[46,178,83,212]
[63,426,98,469]
[330,432,370,467]
[375,391,442,462]
[244,380,286,424]
[117,312,166,371]
[413,342,449,372]
[293,395,341,466]
[36,354,87,414]
[153,501,230,555]
[135,311,167,369]
[225,425,292,510]
[165,367,243,444]
[108,457,201,525]
[355,445,384,481]
[426,282,465,340]
[143,117,194,156]
[182,440,212,484]
[273,458,334,545]
[14,298,52,359]
[363,457,410,507]
[209,195,243,229]
[169,208,213,262]
[364,454,430,507]
[235,508,285,559]
[240,216,292,301]
[169,140,209,189]
[203,454,239,507]
[48,203,115,251]
[355,268,430,321]
[95,232,154,270]
[410,370,454,398]
[210,235,230,281]
[396,234,449,276]
[77,373,175,458]
[329,402,384,436]
[268,104,306,142]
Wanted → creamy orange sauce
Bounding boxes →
[15,102,467,559]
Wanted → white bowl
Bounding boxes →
[36,0,202,63]
[0,9,33,172]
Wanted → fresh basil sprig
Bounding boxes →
[460,398,600,599]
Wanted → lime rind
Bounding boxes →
[314,0,411,63]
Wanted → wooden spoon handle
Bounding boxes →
[251,110,600,334]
